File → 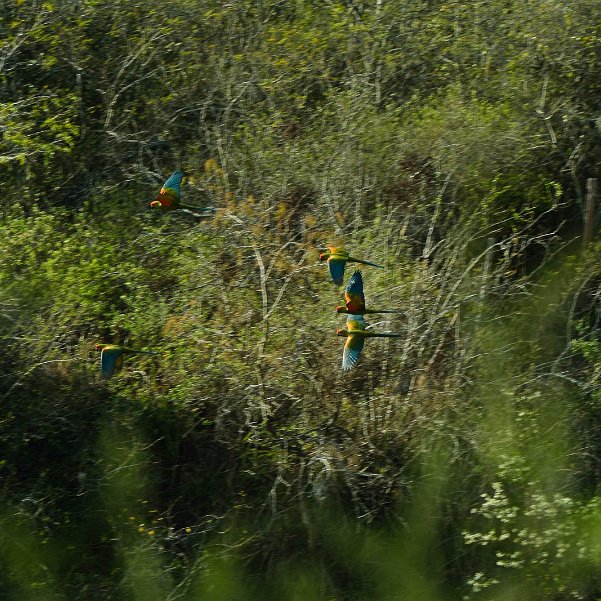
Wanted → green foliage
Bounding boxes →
[465,474,601,599]
[2,0,601,598]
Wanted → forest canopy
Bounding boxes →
[2,0,601,598]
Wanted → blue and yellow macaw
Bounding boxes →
[336,270,400,315]
[319,246,383,285]
[337,315,401,370]
[150,170,214,214]
[95,344,156,379]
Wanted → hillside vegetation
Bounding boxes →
[2,0,601,598]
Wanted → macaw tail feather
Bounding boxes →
[351,258,385,269]
[180,204,216,212]
[364,332,402,338]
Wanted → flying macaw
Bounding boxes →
[336,270,400,315]
[319,246,384,286]
[95,344,157,379]
[337,314,401,371]
[149,170,215,214]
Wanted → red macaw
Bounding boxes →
[149,170,214,214]
[95,344,156,379]
[337,315,400,370]
[336,270,401,315]
[319,246,383,285]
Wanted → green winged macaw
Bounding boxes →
[149,170,214,214]
[319,246,383,286]
[95,344,156,379]
[337,315,401,371]
[336,270,400,315]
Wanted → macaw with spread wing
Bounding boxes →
[95,344,157,379]
[337,315,401,371]
[319,246,383,285]
[149,170,214,214]
[336,270,400,315]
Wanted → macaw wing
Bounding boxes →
[101,347,124,379]
[160,170,184,200]
[345,270,366,313]
[328,258,346,286]
[342,334,365,370]
[347,314,366,329]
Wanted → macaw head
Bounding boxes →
[335,305,348,314]
[336,328,348,337]
[95,343,107,351]
[319,251,330,262]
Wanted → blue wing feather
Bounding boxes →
[345,270,366,312]
[342,315,366,370]
[328,258,346,285]
[347,314,366,328]
[346,270,364,296]
[161,170,184,198]
[101,348,123,379]
[342,335,365,370]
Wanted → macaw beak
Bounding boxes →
[335,306,344,314]
[150,200,161,208]
[336,329,345,337]
[319,253,328,261]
